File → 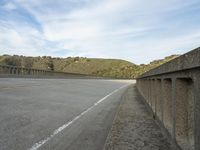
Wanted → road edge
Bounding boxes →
[102,84,133,150]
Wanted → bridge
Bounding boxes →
[0,64,98,79]
[0,47,199,150]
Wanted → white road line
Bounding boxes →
[28,84,129,150]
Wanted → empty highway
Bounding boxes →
[0,78,134,150]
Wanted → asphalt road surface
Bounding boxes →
[0,78,134,150]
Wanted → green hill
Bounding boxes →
[0,54,179,79]
[138,55,180,75]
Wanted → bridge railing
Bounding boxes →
[0,64,96,78]
[136,47,200,150]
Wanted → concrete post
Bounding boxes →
[1,66,3,74]
[150,79,153,107]
[161,79,164,122]
[24,69,27,75]
[148,79,151,106]
[17,68,20,75]
[11,68,14,74]
[0,66,2,74]
[175,78,194,150]
[10,68,12,74]
[193,74,200,150]
[28,69,30,75]
[152,79,156,113]
[33,70,35,75]
[156,79,162,120]
[22,68,25,75]
[172,78,176,141]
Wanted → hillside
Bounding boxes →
[0,55,179,79]
[138,55,180,75]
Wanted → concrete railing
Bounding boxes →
[0,64,97,78]
[136,47,200,150]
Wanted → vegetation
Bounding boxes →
[138,55,180,75]
[0,54,179,79]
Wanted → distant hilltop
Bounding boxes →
[0,55,179,79]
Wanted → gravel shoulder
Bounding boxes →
[103,85,172,150]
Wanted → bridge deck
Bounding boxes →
[0,78,173,150]
[0,78,132,150]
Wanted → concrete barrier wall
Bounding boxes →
[136,47,200,150]
[0,64,98,79]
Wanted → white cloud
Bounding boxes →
[3,2,17,10]
[0,0,200,63]
[0,27,40,55]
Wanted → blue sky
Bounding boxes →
[0,0,200,64]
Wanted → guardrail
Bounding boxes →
[136,47,200,150]
[0,64,96,78]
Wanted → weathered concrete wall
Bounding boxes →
[136,47,200,150]
[0,65,99,79]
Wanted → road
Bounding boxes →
[0,78,134,150]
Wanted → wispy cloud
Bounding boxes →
[0,0,200,63]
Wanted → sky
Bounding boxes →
[0,0,200,64]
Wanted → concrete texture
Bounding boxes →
[155,79,162,120]
[137,75,197,150]
[139,47,200,78]
[0,78,134,150]
[0,65,98,79]
[136,48,200,150]
[163,79,173,135]
[175,78,194,150]
[104,85,171,150]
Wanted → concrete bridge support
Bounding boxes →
[137,77,196,150]
[136,47,200,150]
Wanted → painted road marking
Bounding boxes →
[28,84,129,150]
